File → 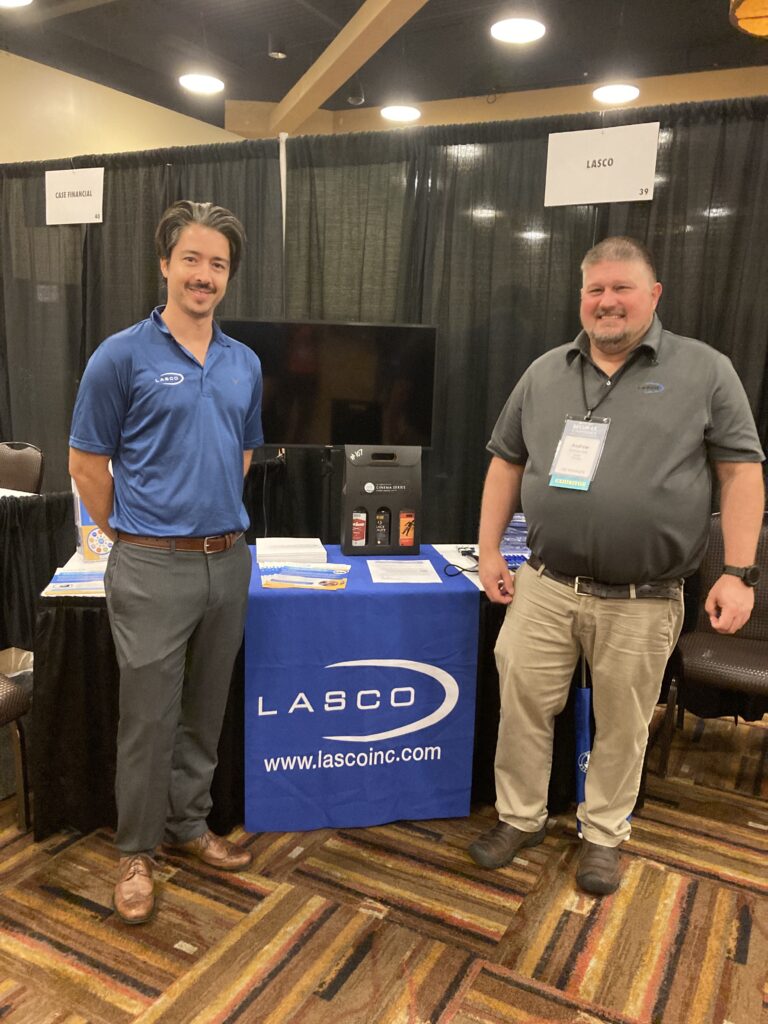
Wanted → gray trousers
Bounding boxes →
[104,536,252,853]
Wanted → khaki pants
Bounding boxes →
[493,562,684,846]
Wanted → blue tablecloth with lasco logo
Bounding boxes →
[244,545,480,832]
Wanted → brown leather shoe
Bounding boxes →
[576,840,621,895]
[114,854,155,924]
[167,830,253,872]
[468,820,547,869]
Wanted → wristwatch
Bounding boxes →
[722,564,760,587]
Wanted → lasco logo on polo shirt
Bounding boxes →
[155,371,185,386]
[637,382,664,393]
[256,659,459,742]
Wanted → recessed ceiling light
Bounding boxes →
[381,105,421,123]
[0,0,35,7]
[592,84,640,105]
[179,74,225,95]
[491,18,546,44]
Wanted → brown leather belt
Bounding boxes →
[117,531,243,554]
[527,554,682,600]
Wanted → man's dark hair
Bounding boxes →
[155,200,246,279]
[581,236,657,281]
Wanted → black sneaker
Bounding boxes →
[468,820,547,869]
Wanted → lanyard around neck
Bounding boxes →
[579,357,616,422]
[579,345,651,421]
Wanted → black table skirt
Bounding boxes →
[0,491,76,651]
[31,598,244,841]
[473,601,576,814]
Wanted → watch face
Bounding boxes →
[745,565,760,586]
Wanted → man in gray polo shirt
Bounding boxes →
[468,236,764,894]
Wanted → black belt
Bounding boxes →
[117,531,242,554]
[527,554,682,600]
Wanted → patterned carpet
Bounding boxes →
[0,714,765,1024]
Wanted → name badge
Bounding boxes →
[549,417,610,491]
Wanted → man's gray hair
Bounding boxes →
[155,200,246,279]
[581,236,657,281]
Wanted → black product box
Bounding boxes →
[340,445,421,555]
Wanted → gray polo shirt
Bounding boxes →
[488,316,764,583]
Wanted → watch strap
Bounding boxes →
[722,564,760,586]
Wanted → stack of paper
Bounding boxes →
[367,560,442,584]
[41,553,107,598]
[260,563,351,590]
[255,537,327,565]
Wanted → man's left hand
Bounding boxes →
[704,574,755,634]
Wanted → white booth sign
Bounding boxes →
[45,168,104,225]
[544,122,660,207]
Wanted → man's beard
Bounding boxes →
[590,328,632,353]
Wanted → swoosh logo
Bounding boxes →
[322,659,459,743]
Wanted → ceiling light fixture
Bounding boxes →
[490,18,546,43]
[381,105,421,123]
[0,0,35,7]
[729,0,768,37]
[268,34,287,59]
[179,73,224,95]
[592,83,640,105]
[347,77,365,106]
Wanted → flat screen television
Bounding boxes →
[219,319,437,448]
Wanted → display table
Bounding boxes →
[245,546,480,831]
[0,490,75,650]
[30,544,576,842]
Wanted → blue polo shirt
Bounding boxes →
[70,307,263,536]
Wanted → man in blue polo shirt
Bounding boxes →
[69,200,263,924]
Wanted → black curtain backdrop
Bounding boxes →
[0,140,283,491]
[1,99,766,538]
[284,97,768,543]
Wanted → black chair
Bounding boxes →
[0,442,44,494]
[657,511,768,777]
[0,654,33,831]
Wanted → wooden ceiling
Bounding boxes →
[1,0,765,130]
